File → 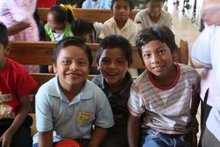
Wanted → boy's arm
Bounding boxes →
[191,84,200,117]
[0,94,30,147]
[88,126,108,147]
[38,131,53,147]
[128,114,141,147]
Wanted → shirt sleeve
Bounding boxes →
[191,26,214,68]
[16,69,37,97]
[35,86,53,132]
[128,84,145,117]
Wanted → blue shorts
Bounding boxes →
[141,128,191,147]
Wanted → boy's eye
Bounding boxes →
[143,53,151,58]
[78,61,87,66]
[158,48,166,55]
[62,59,72,65]
[101,59,110,64]
[116,60,126,65]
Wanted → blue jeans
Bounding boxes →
[142,128,191,147]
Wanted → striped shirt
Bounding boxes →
[128,63,199,134]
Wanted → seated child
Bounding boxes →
[0,22,37,147]
[33,37,114,147]
[82,0,111,9]
[41,5,75,73]
[92,35,133,147]
[127,25,200,147]
[71,19,96,43]
[134,0,172,31]
[44,5,74,42]
[99,0,137,46]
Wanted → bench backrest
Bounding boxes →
[9,41,145,68]
[38,8,139,23]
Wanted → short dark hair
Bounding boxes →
[136,25,178,59]
[52,37,93,66]
[71,19,96,41]
[0,22,8,48]
[145,0,165,4]
[96,35,133,66]
[111,0,134,10]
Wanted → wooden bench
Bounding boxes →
[38,8,139,23]
[8,41,145,93]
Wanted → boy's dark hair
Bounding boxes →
[111,0,134,10]
[145,0,165,4]
[52,37,93,66]
[48,5,74,24]
[71,19,96,42]
[0,22,8,48]
[96,35,133,66]
[136,25,178,59]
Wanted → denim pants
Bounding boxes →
[142,128,191,147]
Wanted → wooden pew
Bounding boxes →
[38,8,139,23]
[8,41,145,93]
[9,41,145,68]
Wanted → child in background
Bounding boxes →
[128,25,200,147]
[134,0,172,31]
[99,0,137,46]
[92,35,133,147]
[0,22,37,147]
[44,5,74,42]
[71,19,100,74]
[41,5,74,73]
[33,37,114,147]
[71,19,96,43]
[82,0,112,9]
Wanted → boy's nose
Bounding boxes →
[69,62,78,70]
[151,54,160,64]
[108,62,117,69]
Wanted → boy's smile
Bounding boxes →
[98,48,128,87]
[141,40,175,79]
[53,45,89,91]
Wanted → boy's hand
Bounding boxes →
[0,130,13,147]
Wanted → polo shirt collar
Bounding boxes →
[48,76,93,103]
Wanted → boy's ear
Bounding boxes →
[97,64,100,71]
[52,64,57,74]
[4,44,11,56]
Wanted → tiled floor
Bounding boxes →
[167,1,202,142]
[167,0,201,47]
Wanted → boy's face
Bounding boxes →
[141,40,174,78]
[112,0,131,22]
[98,48,128,87]
[148,1,164,19]
[0,44,7,69]
[53,45,89,90]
